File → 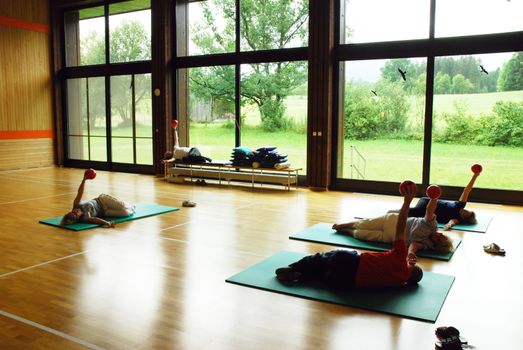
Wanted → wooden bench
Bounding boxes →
[164,161,301,190]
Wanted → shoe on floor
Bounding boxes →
[483,243,506,255]
[182,200,196,207]
[435,326,463,349]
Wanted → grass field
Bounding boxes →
[74,89,522,191]
[190,124,522,191]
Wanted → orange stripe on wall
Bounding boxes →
[0,130,54,140]
[0,15,49,33]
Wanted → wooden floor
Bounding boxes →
[0,167,522,350]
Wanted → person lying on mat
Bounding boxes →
[332,184,453,256]
[161,119,211,164]
[60,173,135,228]
[398,167,481,230]
[275,181,424,289]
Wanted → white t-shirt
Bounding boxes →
[173,146,191,160]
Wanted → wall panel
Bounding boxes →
[0,0,54,170]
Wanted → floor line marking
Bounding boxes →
[0,310,104,350]
[0,252,87,279]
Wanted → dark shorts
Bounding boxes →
[408,197,430,217]
[290,249,360,289]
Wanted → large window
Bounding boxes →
[337,0,523,201]
[176,0,309,174]
[435,0,523,38]
[339,58,426,182]
[342,0,430,44]
[63,0,152,171]
[67,77,107,161]
[431,52,523,191]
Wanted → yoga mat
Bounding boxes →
[226,251,455,322]
[289,223,461,261]
[39,203,179,231]
[353,209,492,233]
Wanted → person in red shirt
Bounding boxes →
[276,181,423,288]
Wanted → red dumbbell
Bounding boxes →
[426,185,442,199]
[471,164,482,174]
[399,180,416,194]
[84,168,97,180]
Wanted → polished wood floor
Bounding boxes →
[0,167,522,350]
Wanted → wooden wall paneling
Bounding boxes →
[151,0,172,175]
[0,138,54,170]
[0,0,50,24]
[0,0,54,170]
[306,0,334,189]
[0,28,53,131]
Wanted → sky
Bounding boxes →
[343,0,521,82]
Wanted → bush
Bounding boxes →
[435,101,523,147]
[344,81,409,140]
[486,101,523,147]
[436,112,478,144]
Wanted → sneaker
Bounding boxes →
[435,326,467,350]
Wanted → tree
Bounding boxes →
[380,58,423,94]
[498,52,523,91]
[80,20,151,127]
[435,72,452,94]
[190,0,309,131]
[344,80,408,140]
[451,74,474,94]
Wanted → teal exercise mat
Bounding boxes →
[226,251,455,322]
[39,203,179,231]
[289,223,461,261]
[353,209,492,233]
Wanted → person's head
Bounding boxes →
[430,231,454,253]
[163,151,173,160]
[407,265,424,285]
[61,208,82,225]
[459,209,477,225]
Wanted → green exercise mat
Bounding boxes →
[289,223,461,261]
[353,209,492,233]
[226,251,455,322]
[39,203,179,231]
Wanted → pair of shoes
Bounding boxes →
[483,243,506,255]
[275,267,302,282]
[194,179,207,186]
[182,200,196,207]
[435,326,467,350]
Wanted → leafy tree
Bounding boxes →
[435,72,452,94]
[190,0,309,131]
[498,52,523,91]
[451,74,474,94]
[344,80,408,139]
[80,20,151,127]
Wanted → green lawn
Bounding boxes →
[190,124,522,191]
[77,123,522,191]
[76,89,523,192]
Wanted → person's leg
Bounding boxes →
[408,197,429,217]
[287,250,342,280]
[332,220,359,230]
[381,213,400,242]
[324,250,360,289]
[353,214,387,230]
[97,194,135,217]
[352,229,385,242]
